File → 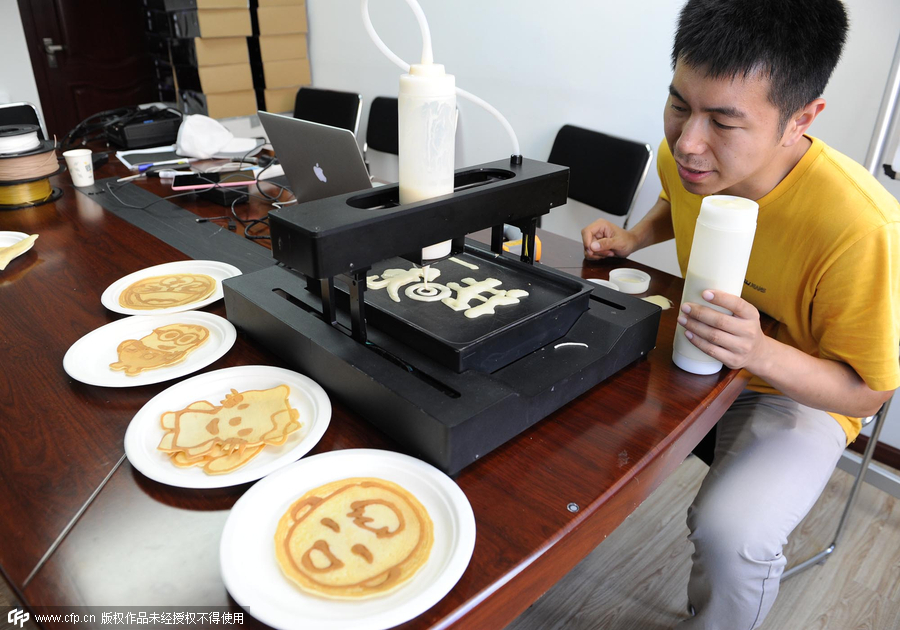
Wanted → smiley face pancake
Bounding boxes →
[275,478,433,599]
[118,273,216,310]
[109,323,210,376]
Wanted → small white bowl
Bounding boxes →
[609,268,651,294]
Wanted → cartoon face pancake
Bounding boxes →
[118,273,216,310]
[275,477,434,599]
[109,323,210,376]
[157,385,301,475]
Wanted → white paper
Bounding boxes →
[115,145,180,170]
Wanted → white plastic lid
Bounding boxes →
[400,64,456,97]
[698,195,759,232]
[609,268,651,294]
[588,278,619,291]
[672,349,724,375]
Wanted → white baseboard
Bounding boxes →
[837,451,900,499]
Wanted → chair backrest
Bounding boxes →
[0,102,46,140]
[548,124,652,227]
[293,87,362,136]
[365,96,399,156]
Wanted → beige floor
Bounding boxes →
[3,458,898,630]
[508,456,900,630]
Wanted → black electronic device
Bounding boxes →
[172,171,256,190]
[224,157,661,474]
[91,152,109,171]
[198,186,250,208]
[105,108,182,149]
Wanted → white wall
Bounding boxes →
[0,0,44,120]
[309,0,900,449]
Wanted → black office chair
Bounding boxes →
[293,87,362,136]
[363,96,398,160]
[547,124,652,229]
[0,102,47,140]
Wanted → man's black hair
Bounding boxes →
[672,0,849,131]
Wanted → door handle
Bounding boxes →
[42,37,65,68]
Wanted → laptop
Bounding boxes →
[258,110,373,204]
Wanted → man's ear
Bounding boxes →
[782,98,826,147]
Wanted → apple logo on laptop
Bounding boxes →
[313,163,327,183]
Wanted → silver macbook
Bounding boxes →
[259,110,373,204]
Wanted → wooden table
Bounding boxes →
[0,156,758,629]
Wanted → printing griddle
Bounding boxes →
[339,248,591,373]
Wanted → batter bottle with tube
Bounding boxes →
[398,62,456,260]
[673,195,759,375]
[361,0,522,262]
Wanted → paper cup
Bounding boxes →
[63,149,94,187]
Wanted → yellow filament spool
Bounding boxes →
[0,179,54,207]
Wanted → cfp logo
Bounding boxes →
[7,609,29,628]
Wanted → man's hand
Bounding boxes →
[677,290,769,372]
[581,218,639,260]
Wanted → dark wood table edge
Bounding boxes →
[439,370,751,630]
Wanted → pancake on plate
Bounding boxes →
[109,323,210,376]
[275,477,433,599]
[157,385,301,475]
[119,273,216,310]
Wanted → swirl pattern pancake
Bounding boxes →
[275,477,433,599]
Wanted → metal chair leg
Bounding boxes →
[782,396,892,580]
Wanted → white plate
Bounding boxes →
[62,312,237,388]
[100,260,242,315]
[0,231,35,253]
[124,365,331,489]
[220,449,476,630]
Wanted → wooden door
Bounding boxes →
[16,0,157,137]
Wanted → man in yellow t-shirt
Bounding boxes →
[581,1,900,628]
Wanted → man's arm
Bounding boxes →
[582,196,674,260]
[680,290,893,418]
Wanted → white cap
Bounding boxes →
[672,350,723,375]
[697,195,759,232]
[176,114,260,160]
[400,64,455,97]
[609,268,651,294]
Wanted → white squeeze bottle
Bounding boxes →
[673,195,759,375]
[363,0,521,261]
[398,63,457,260]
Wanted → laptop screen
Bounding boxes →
[259,110,372,205]
[293,88,362,136]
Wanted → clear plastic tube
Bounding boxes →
[361,0,521,156]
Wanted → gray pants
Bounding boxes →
[677,390,848,630]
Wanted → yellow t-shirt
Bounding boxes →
[658,137,900,442]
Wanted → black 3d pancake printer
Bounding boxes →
[223,156,661,474]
